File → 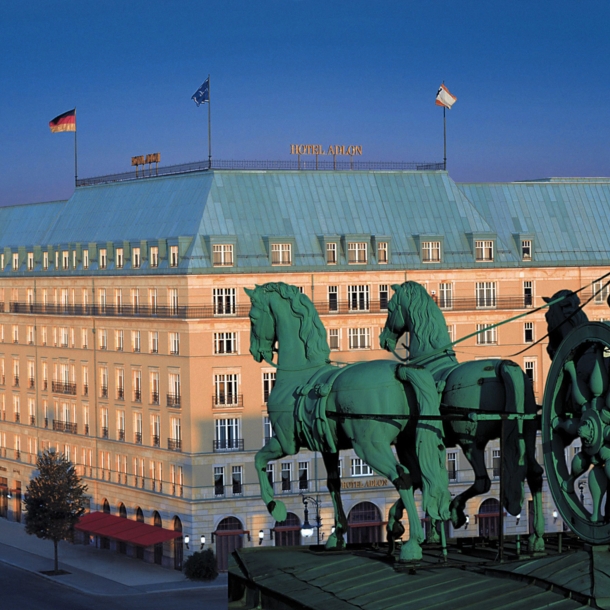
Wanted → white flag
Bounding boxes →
[435,84,457,109]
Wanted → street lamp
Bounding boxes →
[184,534,190,549]
[301,495,322,545]
[200,535,206,550]
[258,530,264,545]
[578,480,586,505]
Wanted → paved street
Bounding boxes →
[0,563,228,610]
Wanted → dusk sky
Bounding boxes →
[1,1,609,207]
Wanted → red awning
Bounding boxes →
[75,512,182,547]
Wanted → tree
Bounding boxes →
[24,449,88,574]
[184,549,218,581]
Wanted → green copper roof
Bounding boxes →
[0,170,609,276]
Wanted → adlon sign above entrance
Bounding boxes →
[290,144,363,156]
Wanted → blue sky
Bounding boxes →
[1,1,609,206]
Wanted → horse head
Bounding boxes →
[245,285,276,364]
[379,284,408,352]
[542,290,588,360]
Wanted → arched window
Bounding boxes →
[102,498,110,513]
[135,507,144,559]
[119,503,127,518]
[347,502,382,544]
[100,499,111,549]
[478,498,501,537]
[215,517,244,572]
[173,516,183,571]
[274,512,301,547]
[153,511,163,565]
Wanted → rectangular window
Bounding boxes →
[81,328,88,349]
[439,283,453,309]
[521,240,532,261]
[476,282,497,308]
[476,323,497,345]
[170,416,181,450]
[524,360,536,384]
[594,281,609,304]
[524,281,533,307]
[151,413,160,446]
[149,331,158,354]
[134,412,143,444]
[99,248,107,269]
[379,284,389,311]
[298,461,309,491]
[271,243,291,265]
[326,243,337,264]
[281,462,292,492]
[348,285,369,311]
[149,288,157,314]
[150,246,159,268]
[98,288,106,313]
[72,250,76,268]
[524,322,534,343]
[263,415,273,445]
[328,328,340,350]
[27,325,34,345]
[263,372,276,403]
[131,288,139,313]
[347,242,367,264]
[475,240,494,262]
[27,252,34,271]
[266,463,274,485]
[117,410,125,440]
[328,286,338,312]
[169,332,180,355]
[212,244,233,266]
[100,407,108,438]
[215,374,239,406]
[232,465,243,495]
[116,368,125,400]
[132,369,142,402]
[348,328,370,350]
[351,458,373,477]
[168,372,181,407]
[99,367,108,398]
[99,329,107,350]
[132,247,140,268]
[377,241,388,263]
[62,251,69,270]
[150,370,160,404]
[447,451,457,481]
[115,329,124,351]
[214,418,241,451]
[493,449,501,478]
[170,245,179,267]
[12,253,19,271]
[214,466,225,496]
[55,251,59,269]
[422,241,441,262]
[214,332,236,354]
[168,288,178,315]
[43,252,49,270]
[132,330,141,352]
[213,288,236,315]
[83,249,89,269]
[116,248,124,269]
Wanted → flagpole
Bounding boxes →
[443,105,447,171]
[74,107,78,186]
[208,74,212,169]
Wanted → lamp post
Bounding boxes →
[301,495,322,545]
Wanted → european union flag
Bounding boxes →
[191,78,210,106]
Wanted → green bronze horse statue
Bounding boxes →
[246,282,451,562]
[379,281,545,552]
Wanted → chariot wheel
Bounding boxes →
[542,322,610,544]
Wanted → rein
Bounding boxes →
[263,351,330,372]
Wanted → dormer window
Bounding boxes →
[55,251,59,269]
[271,243,291,266]
[43,252,48,270]
[170,245,179,267]
[62,251,69,270]
[475,240,494,262]
[12,253,19,271]
[132,247,141,268]
[377,242,388,264]
[521,240,532,261]
[83,249,89,269]
[150,246,159,268]
[421,241,441,263]
[27,252,34,271]
[99,248,107,269]
[0,253,4,271]
[116,248,124,269]
[348,242,367,264]
[212,244,233,267]
[326,243,337,265]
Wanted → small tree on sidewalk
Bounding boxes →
[23,449,88,574]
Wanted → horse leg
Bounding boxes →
[589,464,608,523]
[254,437,289,522]
[524,421,545,553]
[387,499,405,555]
[321,451,347,550]
[450,446,490,529]
[352,441,424,562]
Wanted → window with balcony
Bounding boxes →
[439,283,453,309]
[150,371,159,404]
[212,244,233,266]
[262,371,276,403]
[476,324,497,345]
[99,367,108,398]
[214,331,236,354]
[215,373,239,407]
[348,285,369,311]
[326,242,337,264]
[422,241,440,263]
[475,240,494,262]
[116,368,125,400]
[476,282,497,308]
[134,412,142,444]
[149,288,157,314]
[168,372,181,408]
[100,408,108,439]
[151,413,160,447]
[271,243,291,266]
[347,242,367,264]
[214,418,242,451]
[213,288,236,315]
[117,410,125,441]
[169,417,182,451]
[263,415,273,445]
[328,285,338,312]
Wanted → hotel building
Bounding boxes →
[0,168,609,569]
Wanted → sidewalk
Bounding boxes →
[0,518,227,595]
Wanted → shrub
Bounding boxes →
[184,549,218,581]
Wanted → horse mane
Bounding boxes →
[545,290,589,359]
[396,282,451,352]
[262,282,330,361]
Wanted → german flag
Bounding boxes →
[49,109,76,133]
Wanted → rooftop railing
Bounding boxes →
[76,159,445,187]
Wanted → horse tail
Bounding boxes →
[397,365,451,521]
[500,361,527,515]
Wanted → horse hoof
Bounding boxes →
[325,533,345,550]
[450,505,466,528]
[267,500,287,522]
[426,531,440,544]
[388,521,405,540]
[528,535,545,553]
[399,541,422,563]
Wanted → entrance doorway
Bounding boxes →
[347,502,382,544]
[215,516,243,571]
